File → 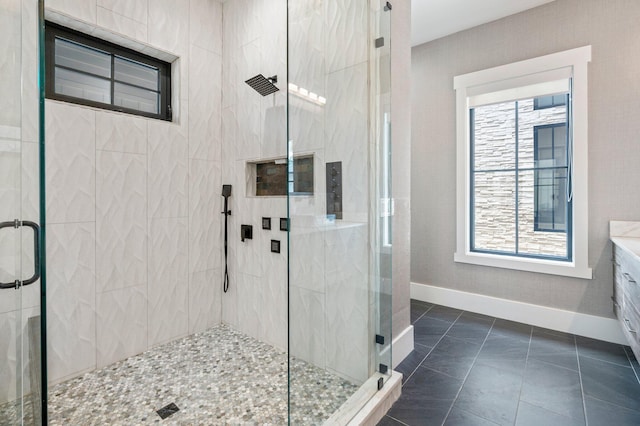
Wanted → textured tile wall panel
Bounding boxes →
[188,268,222,334]
[290,285,326,369]
[148,0,188,56]
[95,111,147,154]
[189,159,222,273]
[148,217,189,347]
[46,222,96,383]
[189,0,223,55]
[325,0,368,73]
[96,284,147,368]
[96,151,147,293]
[45,101,96,224]
[96,6,147,42]
[46,0,97,24]
[97,0,147,24]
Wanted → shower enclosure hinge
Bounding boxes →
[379,363,388,374]
[375,37,385,48]
[377,377,384,390]
[375,334,385,345]
[384,1,392,11]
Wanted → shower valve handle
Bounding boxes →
[221,209,231,215]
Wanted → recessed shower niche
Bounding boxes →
[248,155,314,196]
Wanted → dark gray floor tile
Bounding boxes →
[520,359,584,421]
[515,401,584,426]
[463,361,524,392]
[477,335,529,365]
[453,385,520,426]
[413,316,452,347]
[584,396,640,426]
[447,318,493,345]
[401,365,464,401]
[410,300,433,324]
[580,355,640,412]
[489,319,532,342]
[576,336,630,367]
[421,336,481,379]
[377,415,407,426]
[423,305,462,323]
[396,344,431,383]
[444,407,499,425]
[387,399,453,426]
[528,330,578,371]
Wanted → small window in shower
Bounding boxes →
[254,156,313,196]
[45,22,172,121]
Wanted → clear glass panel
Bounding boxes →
[114,82,158,113]
[55,67,111,103]
[472,171,517,253]
[114,56,158,91]
[288,0,392,423]
[0,1,44,425]
[54,37,111,78]
[472,101,516,171]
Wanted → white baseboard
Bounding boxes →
[391,325,414,368]
[411,282,626,345]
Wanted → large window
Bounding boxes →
[45,22,172,121]
[454,47,592,279]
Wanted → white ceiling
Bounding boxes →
[411,0,556,46]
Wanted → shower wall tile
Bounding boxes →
[96,284,147,368]
[261,242,287,351]
[236,272,262,341]
[290,285,325,369]
[97,6,147,42]
[189,46,222,161]
[21,141,39,223]
[46,0,97,24]
[326,63,369,222]
[221,107,238,164]
[236,41,262,160]
[20,0,39,144]
[148,217,189,347]
[148,120,188,218]
[97,0,147,24]
[45,101,96,224]
[96,151,147,293]
[289,229,324,293]
[260,93,287,159]
[325,0,368,73]
[46,222,96,383]
[148,0,189,56]
[96,111,147,154]
[188,268,222,334]
[189,159,222,273]
[189,0,223,56]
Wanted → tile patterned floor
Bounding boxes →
[379,300,640,426]
[1,324,358,425]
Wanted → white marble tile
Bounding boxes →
[96,151,147,293]
[21,0,39,144]
[325,0,368,73]
[0,306,40,404]
[188,268,222,334]
[290,285,325,369]
[189,0,223,55]
[147,217,189,347]
[96,284,147,368]
[45,101,96,224]
[46,0,97,24]
[0,4,22,132]
[96,6,147,42]
[188,46,222,161]
[610,221,640,238]
[147,120,188,218]
[289,228,325,293]
[21,141,39,223]
[260,239,287,351]
[46,222,96,383]
[148,0,188,55]
[189,159,222,273]
[260,94,287,159]
[96,110,147,154]
[97,0,147,24]
[236,272,262,341]
[325,63,369,222]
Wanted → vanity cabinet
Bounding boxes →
[612,242,640,360]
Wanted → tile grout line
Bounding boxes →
[575,334,589,426]
[384,414,410,426]
[512,326,534,425]
[623,346,640,385]
[441,311,497,425]
[402,306,461,385]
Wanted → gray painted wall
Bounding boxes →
[411,0,640,318]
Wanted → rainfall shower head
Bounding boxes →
[245,74,279,96]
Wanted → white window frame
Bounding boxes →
[453,46,592,279]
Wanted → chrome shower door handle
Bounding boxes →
[0,220,41,289]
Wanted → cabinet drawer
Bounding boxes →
[621,295,640,360]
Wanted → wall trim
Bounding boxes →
[411,282,626,345]
[391,325,414,368]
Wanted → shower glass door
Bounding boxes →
[0,0,44,424]
[287,0,392,423]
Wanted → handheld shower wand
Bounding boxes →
[222,185,232,293]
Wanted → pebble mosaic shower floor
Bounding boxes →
[19,324,357,425]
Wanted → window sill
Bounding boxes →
[454,251,593,279]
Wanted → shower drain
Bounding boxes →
[156,402,180,419]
